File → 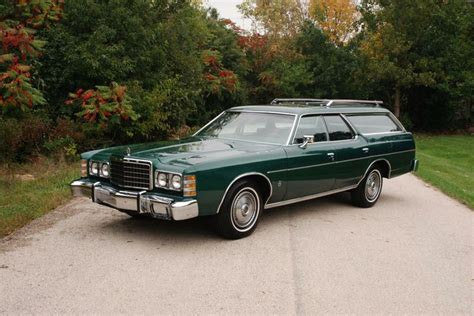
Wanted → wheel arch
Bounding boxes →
[358,159,392,185]
[217,172,273,214]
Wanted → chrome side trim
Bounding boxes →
[231,109,298,116]
[264,185,358,209]
[216,172,273,214]
[264,158,392,209]
[360,131,405,136]
[271,98,384,106]
[286,113,299,145]
[267,149,413,174]
[290,113,357,145]
[388,112,407,132]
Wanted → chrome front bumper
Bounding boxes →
[71,179,198,221]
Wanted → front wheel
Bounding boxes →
[215,180,262,239]
[351,167,383,208]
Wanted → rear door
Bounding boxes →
[283,115,336,199]
[322,115,368,189]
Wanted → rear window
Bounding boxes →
[347,114,401,134]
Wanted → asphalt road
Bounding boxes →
[0,174,472,314]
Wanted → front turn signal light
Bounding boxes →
[81,159,88,177]
[183,175,196,197]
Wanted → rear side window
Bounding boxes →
[347,114,402,134]
[324,116,354,141]
[293,115,328,144]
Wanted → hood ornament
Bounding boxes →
[126,147,131,156]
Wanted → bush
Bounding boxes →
[43,136,78,161]
[0,113,51,162]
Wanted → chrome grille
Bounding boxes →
[110,157,152,190]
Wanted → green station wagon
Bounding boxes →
[71,98,418,239]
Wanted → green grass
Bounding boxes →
[415,134,474,209]
[0,159,79,237]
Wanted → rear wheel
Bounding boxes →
[215,180,262,239]
[351,167,383,208]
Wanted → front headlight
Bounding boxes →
[157,173,168,187]
[100,163,110,178]
[171,174,182,190]
[155,171,184,191]
[90,161,99,176]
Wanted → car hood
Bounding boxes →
[84,137,280,168]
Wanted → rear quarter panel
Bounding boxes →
[363,132,416,177]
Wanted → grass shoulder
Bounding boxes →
[414,134,473,210]
[0,159,79,237]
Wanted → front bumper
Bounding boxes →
[70,179,198,221]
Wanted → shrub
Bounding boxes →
[0,113,51,162]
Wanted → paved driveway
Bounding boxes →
[0,174,472,314]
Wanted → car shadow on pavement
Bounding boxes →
[97,192,359,242]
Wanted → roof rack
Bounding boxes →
[271,98,383,107]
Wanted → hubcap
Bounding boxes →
[365,170,381,202]
[231,189,258,230]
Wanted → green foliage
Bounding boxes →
[1,0,473,163]
[415,135,474,209]
[357,0,473,124]
[0,0,63,113]
[0,112,50,162]
[297,22,363,98]
[66,82,137,125]
[0,159,79,237]
[130,77,198,140]
[43,136,77,161]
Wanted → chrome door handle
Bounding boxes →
[362,147,369,153]
[327,152,335,161]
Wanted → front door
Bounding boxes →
[283,115,336,200]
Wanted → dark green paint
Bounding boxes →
[79,105,416,217]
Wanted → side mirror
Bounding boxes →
[299,135,314,149]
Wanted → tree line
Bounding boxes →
[0,0,472,162]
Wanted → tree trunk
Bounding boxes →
[394,87,401,118]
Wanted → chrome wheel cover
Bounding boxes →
[231,188,259,232]
[365,170,382,202]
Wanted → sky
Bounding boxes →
[205,0,251,30]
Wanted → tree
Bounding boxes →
[239,0,308,39]
[297,21,362,98]
[358,0,473,127]
[0,0,63,112]
[308,0,358,46]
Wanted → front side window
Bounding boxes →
[293,115,328,144]
[346,114,402,134]
[196,111,295,145]
[324,115,354,141]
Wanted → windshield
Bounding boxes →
[196,111,295,145]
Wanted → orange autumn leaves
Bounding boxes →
[309,0,358,46]
[0,0,63,110]
[66,83,138,125]
[202,49,238,95]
